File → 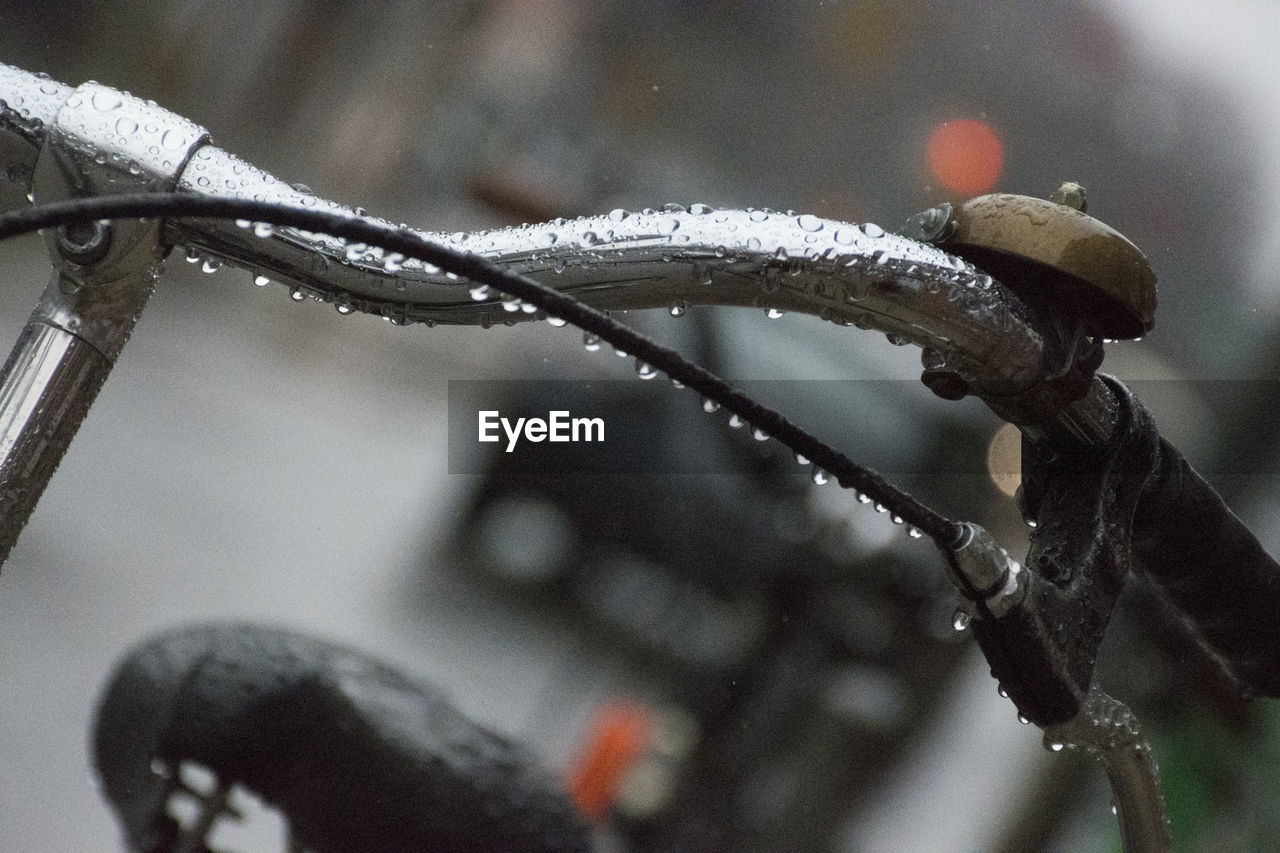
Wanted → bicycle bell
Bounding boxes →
[902,183,1156,340]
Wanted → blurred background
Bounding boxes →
[2,0,1280,849]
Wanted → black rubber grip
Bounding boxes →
[1132,436,1280,697]
[93,623,590,852]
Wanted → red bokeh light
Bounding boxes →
[927,119,1004,195]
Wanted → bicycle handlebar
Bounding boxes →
[5,60,1280,851]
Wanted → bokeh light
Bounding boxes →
[927,119,1004,195]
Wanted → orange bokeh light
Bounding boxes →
[927,119,1004,195]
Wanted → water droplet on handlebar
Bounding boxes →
[891,514,904,525]
[657,218,679,235]
[998,684,1009,698]
[1018,714,1031,724]
[91,89,122,112]
[907,527,923,539]
[702,398,720,413]
[748,209,769,222]
[253,222,274,238]
[886,333,908,346]
[861,222,885,238]
[635,360,658,380]
[201,259,222,274]
[794,453,810,466]
[583,333,601,352]
[728,414,744,428]
[752,427,769,441]
[873,502,887,513]
[811,468,829,485]
[502,299,521,313]
[952,609,971,631]
[669,302,688,317]
[520,301,539,314]
[608,208,627,222]
[1048,742,1064,752]
[469,285,490,301]
[797,213,823,232]
[114,116,137,136]
[833,228,857,246]
[546,315,567,327]
[290,288,306,301]
[335,301,354,315]
[670,377,685,389]
[689,203,714,215]
[383,252,405,273]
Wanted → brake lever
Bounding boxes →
[955,377,1158,725]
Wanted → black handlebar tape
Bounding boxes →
[1132,436,1280,697]
[93,623,591,853]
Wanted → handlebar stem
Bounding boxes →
[0,78,206,567]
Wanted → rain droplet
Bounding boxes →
[635,360,658,380]
[886,333,908,346]
[657,218,679,235]
[797,213,823,232]
[873,502,887,513]
[669,302,687,317]
[1018,714,1031,725]
[469,285,490,301]
[748,209,769,222]
[253,221,274,238]
[702,398,720,413]
[114,116,137,136]
[857,493,871,504]
[290,288,307,301]
[253,274,270,287]
[1048,742,1064,752]
[952,609,971,631]
[335,301,354,315]
[520,301,539,314]
[811,468,829,485]
[794,453,810,466]
[608,208,627,222]
[580,231,599,246]
[861,222,885,238]
[546,315,567,327]
[998,685,1009,698]
[201,259,222,274]
[502,299,521,313]
[583,333,602,352]
[765,308,784,319]
[689,203,714,215]
[891,514,904,525]
[728,414,745,429]
[907,527,923,539]
[383,252,405,273]
[752,427,768,441]
[91,89,122,112]
[670,377,685,389]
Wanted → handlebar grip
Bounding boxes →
[1132,436,1280,696]
[93,623,591,853]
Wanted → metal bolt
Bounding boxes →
[57,219,112,266]
[1049,182,1088,213]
